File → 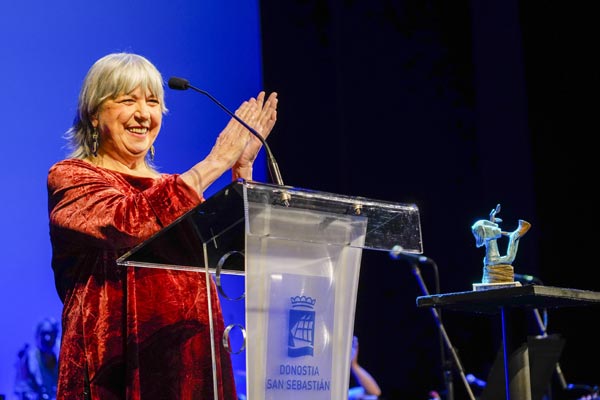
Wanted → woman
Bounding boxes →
[47,52,278,399]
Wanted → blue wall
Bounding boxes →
[0,1,262,396]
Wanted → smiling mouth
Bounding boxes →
[127,127,148,135]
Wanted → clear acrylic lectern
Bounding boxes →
[117,180,422,400]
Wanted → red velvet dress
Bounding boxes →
[47,159,237,400]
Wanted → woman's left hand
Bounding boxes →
[233,91,278,179]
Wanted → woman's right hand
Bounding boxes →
[208,98,259,168]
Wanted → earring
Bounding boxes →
[149,145,155,161]
[91,129,99,157]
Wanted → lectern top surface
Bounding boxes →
[118,180,423,272]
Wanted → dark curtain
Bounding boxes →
[259,1,600,398]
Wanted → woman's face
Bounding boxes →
[92,86,162,163]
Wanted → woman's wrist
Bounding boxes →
[233,163,253,181]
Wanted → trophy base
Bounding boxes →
[473,281,522,292]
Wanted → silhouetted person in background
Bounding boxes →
[349,336,382,400]
[14,317,59,400]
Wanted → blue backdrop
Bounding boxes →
[0,1,262,396]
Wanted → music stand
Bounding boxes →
[481,334,564,400]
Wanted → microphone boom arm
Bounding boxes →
[168,77,284,186]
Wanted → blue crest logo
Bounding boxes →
[287,295,316,357]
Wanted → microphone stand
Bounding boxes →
[411,260,476,400]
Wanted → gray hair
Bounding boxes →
[65,52,168,160]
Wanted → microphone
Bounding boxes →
[167,76,285,187]
[466,373,487,388]
[566,383,598,394]
[389,245,431,264]
[514,273,544,285]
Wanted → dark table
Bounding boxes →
[416,285,600,400]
